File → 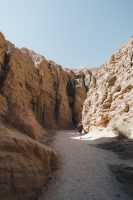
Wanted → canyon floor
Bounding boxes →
[40,130,133,200]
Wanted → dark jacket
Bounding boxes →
[78,124,83,133]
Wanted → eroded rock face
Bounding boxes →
[1,32,132,133]
[0,33,86,129]
[0,122,60,200]
[0,31,133,199]
[0,32,87,200]
[82,37,133,132]
[0,32,62,199]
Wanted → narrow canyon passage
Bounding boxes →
[41,130,132,200]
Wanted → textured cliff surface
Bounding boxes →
[0,31,133,199]
[1,32,132,133]
[82,37,133,133]
[0,32,86,200]
[0,33,86,129]
[0,32,61,200]
[0,122,60,200]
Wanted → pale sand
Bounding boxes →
[40,130,132,200]
[71,128,116,141]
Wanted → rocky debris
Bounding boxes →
[0,122,60,200]
[82,37,133,132]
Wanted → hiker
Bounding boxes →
[77,123,83,139]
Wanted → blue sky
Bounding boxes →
[0,0,133,68]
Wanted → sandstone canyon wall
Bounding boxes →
[82,37,133,133]
[1,32,132,133]
[0,32,133,200]
[0,32,87,130]
[0,32,87,200]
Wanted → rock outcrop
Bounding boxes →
[0,32,61,199]
[0,31,133,199]
[0,33,86,129]
[0,122,60,200]
[82,37,133,133]
[0,32,87,200]
[1,32,132,133]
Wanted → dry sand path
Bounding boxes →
[41,130,132,200]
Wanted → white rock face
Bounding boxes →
[82,37,133,133]
[28,50,46,68]
[21,48,45,68]
[115,119,133,139]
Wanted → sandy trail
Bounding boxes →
[41,130,132,200]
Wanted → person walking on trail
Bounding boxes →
[77,123,83,139]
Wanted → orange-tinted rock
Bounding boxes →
[0,33,87,200]
[0,36,86,129]
[7,105,48,144]
[0,122,60,200]
[0,32,6,65]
